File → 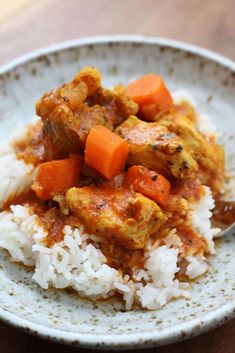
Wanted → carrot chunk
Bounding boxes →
[125,165,171,206]
[32,157,80,200]
[126,74,173,120]
[85,125,129,180]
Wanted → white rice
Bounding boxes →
[0,184,215,310]
[186,254,208,279]
[0,200,212,309]
[189,186,215,254]
[164,229,183,249]
[137,280,189,310]
[136,246,189,310]
[0,205,39,266]
[0,151,35,208]
[33,225,121,299]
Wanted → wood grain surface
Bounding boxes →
[0,0,235,352]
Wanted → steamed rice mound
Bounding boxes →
[0,136,216,310]
[0,194,212,310]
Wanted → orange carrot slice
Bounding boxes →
[85,125,129,180]
[126,74,173,120]
[32,157,80,200]
[125,165,171,206]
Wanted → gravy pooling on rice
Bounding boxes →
[0,67,227,309]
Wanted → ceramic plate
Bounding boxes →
[0,35,234,350]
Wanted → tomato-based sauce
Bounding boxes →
[4,191,74,247]
[39,208,67,246]
[213,200,235,225]
[3,190,45,212]
[177,224,206,254]
[171,178,203,201]
[100,243,145,271]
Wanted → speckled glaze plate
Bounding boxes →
[0,35,234,350]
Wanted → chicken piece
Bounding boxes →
[36,67,138,158]
[42,103,116,154]
[87,86,139,126]
[66,186,166,249]
[36,66,101,118]
[157,112,225,195]
[115,115,198,179]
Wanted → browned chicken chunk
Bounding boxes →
[115,115,198,178]
[36,67,138,158]
[157,112,225,195]
[66,186,166,249]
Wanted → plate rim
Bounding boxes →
[0,297,234,349]
[0,35,234,349]
[0,34,235,74]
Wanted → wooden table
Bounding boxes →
[0,0,234,352]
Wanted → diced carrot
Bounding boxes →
[126,74,173,120]
[31,156,80,200]
[125,165,171,206]
[85,125,129,180]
